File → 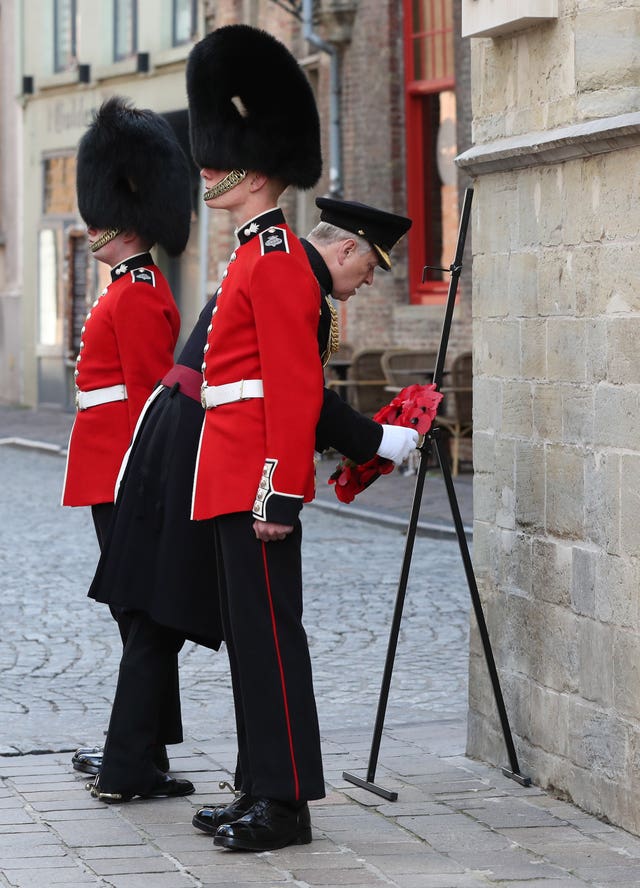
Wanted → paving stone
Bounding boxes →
[77,845,159,861]
[0,834,64,852]
[534,841,632,869]
[288,868,388,885]
[447,848,572,881]
[85,856,178,876]
[392,875,489,887]
[196,883,291,888]
[361,852,466,876]
[572,863,640,881]
[484,881,587,888]
[0,809,35,826]
[187,864,291,884]
[50,819,145,848]
[104,875,198,888]
[1,867,98,886]
[499,825,595,846]
[0,855,77,870]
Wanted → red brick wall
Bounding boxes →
[202,0,472,365]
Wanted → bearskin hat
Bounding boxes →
[186,25,322,189]
[76,96,192,256]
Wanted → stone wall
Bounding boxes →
[460,0,640,834]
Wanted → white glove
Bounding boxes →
[376,425,420,464]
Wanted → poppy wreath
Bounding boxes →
[328,383,444,504]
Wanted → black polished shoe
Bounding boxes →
[192,794,255,834]
[88,771,195,804]
[72,746,103,775]
[73,744,169,776]
[214,798,312,851]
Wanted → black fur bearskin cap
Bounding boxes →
[76,96,192,256]
[187,25,322,189]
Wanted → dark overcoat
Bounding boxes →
[88,240,382,648]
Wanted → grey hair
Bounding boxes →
[307,221,372,256]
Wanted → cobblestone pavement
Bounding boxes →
[0,444,469,754]
[3,424,640,886]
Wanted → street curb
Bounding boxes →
[309,496,473,540]
[0,436,66,456]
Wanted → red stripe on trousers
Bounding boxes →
[260,541,300,800]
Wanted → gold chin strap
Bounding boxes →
[90,228,121,252]
[203,169,247,200]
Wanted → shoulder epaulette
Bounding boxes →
[130,268,156,286]
[259,227,290,256]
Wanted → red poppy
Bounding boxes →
[328,383,443,503]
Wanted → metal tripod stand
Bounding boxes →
[342,188,531,801]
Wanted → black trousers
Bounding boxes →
[98,612,184,794]
[214,512,325,803]
[91,503,133,644]
[90,503,183,766]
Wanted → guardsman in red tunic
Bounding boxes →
[187,26,325,851]
[84,198,417,808]
[62,96,195,800]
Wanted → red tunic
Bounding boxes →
[191,219,323,523]
[62,258,180,506]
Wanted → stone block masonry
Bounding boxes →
[459,0,640,836]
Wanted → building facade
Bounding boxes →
[1,0,473,411]
[11,0,202,409]
[459,0,640,834]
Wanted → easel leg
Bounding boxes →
[343,437,434,801]
[433,430,530,786]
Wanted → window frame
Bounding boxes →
[53,0,77,73]
[172,0,197,46]
[403,0,457,305]
[114,0,138,61]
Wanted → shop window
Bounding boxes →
[43,155,77,215]
[403,0,457,305]
[114,0,138,61]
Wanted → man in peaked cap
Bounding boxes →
[63,95,194,800]
[314,197,412,275]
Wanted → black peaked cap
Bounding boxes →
[76,96,192,256]
[316,198,412,270]
[187,25,322,189]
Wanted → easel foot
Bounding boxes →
[502,766,532,787]
[342,771,398,802]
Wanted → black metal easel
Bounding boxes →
[342,189,530,801]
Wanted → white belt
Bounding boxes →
[201,379,264,409]
[75,384,128,411]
